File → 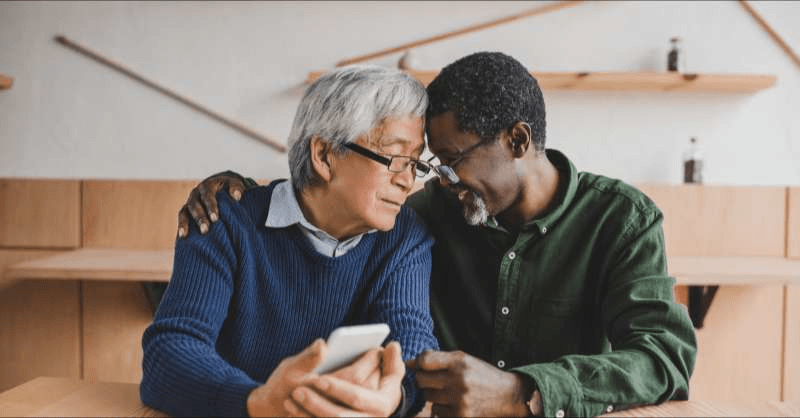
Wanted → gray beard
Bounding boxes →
[462,189,489,226]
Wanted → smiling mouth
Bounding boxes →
[381,199,403,208]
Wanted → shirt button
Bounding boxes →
[497,360,505,368]
[508,251,516,260]
[606,405,614,413]
[501,306,510,315]
[555,409,565,418]
[541,226,548,234]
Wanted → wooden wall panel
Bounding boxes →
[82,180,198,249]
[637,185,786,257]
[0,249,63,290]
[786,286,800,401]
[687,285,784,401]
[0,179,81,248]
[0,278,81,392]
[82,282,152,383]
[788,187,800,259]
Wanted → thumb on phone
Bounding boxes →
[288,338,328,374]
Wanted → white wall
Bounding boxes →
[1,1,798,185]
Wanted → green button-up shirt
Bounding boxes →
[406,149,697,417]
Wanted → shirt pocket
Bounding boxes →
[532,297,584,362]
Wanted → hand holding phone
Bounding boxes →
[313,323,390,374]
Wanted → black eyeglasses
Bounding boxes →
[426,140,492,185]
[344,143,431,178]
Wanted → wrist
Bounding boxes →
[526,389,543,416]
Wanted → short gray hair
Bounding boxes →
[287,65,428,191]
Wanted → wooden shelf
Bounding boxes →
[307,70,777,92]
[4,248,173,283]
[0,74,12,90]
[669,256,800,286]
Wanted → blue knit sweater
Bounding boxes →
[141,181,438,417]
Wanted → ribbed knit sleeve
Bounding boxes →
[140,199,258,417]
[368,207,439,414]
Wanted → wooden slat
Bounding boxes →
[307,70,777,92]
[637,185,786,257]
[670,256,800,286]
[0,279,81,392]
[5,248,173,282]
[82,180,198,249]
[687,285,784,401]
[0,179,81,249]
[82,282,153,383]
[787,286,800,401]
[605,399,800,417]
[0,74,12,90]
[2,377,796,418]
[0,377,166,417]
[788,187,800,259]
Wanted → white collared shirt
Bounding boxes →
[264,180,374,257]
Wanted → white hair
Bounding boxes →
[287,65,428,190]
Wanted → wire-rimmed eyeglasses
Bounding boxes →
[426,139,492,185]
[344,142,431,178]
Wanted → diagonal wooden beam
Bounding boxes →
[335,1,585,67]
[55,35,286,152]
[739,0,800,70]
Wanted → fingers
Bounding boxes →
[288,339,328,373]
[364,367,380,390]
[291,383,369,418]
[310,376,367,412]
[379,341,405,387]
[410,350,458,372]
[227,177,246,201]
[177,206,191,239]
[197,182,220,224]
[413,369,451,391]
[186,188,210,234]
[431,402,458,418]
[330,347,381,385]
[283,397,313,418]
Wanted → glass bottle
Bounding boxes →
[683,137,703,184]
[667,37,682,72]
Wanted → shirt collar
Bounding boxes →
[520,148,578,233]
[265,180,375,254]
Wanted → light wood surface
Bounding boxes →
[689,285,784,401]
[0,280,81,392]
[12,249,799,287]
[0,377,165,417]
[5,248,173,282]
[2,377,798,418]
[0,179,81,249]
[604,398,800,417]
[788,187,800,259]
[786,286,800,401]
[0,74,12,90]
[82,180,198,250]
[82,282,152,383]
[638,185,786,257]
[670,256,800,286]
[308,70,777,92]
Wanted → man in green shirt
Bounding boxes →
[178,52,696,417]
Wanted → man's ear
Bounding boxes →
[507,121,532,158]
[309,136,334,182]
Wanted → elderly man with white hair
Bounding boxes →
[140,65,438,417]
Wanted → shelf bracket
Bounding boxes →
[688,285,719,329]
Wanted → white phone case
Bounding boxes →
[312,323,391,374]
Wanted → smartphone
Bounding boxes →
[312,323,391,374]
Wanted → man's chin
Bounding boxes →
[460,191,489,226]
